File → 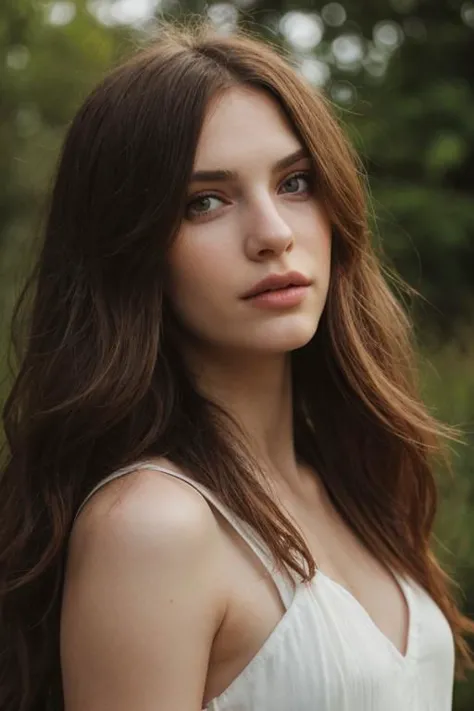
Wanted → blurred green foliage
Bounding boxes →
[0,0,473,706]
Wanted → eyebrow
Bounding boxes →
[190,147,310,183]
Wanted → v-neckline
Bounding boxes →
[315,569,415,664]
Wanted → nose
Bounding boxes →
[244,194,294,261]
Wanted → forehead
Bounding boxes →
[193,86,303,169]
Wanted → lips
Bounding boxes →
[242,271,312,299]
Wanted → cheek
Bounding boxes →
[302,206,332,263]
[167,234,233,312]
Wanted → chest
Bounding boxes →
[281,486,411,654]
[206,575,455,711]
[203,489,411,706]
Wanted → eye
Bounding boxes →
[280,170,313,195]
[185,194,225,220]
[184,169,314,221]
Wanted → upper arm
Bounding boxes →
[61,470,227,711]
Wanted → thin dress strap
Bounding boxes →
[74,460,296,609]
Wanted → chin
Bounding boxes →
[252,317,320,353]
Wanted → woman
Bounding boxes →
[0,18,472,711]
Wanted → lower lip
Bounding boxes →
[244,285,310,309]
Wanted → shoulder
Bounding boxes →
[62,462,228,709]
[69,460,221,567]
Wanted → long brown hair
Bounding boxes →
[1,17,472,711]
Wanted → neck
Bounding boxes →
[182,342,307,492]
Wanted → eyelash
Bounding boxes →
[185,170,314,221]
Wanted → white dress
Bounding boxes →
[75,461,456,710]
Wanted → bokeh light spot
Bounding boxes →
[330,81,357,105]
[374,20,404,50]
[47,1,77,26]
[321,3,346,27]
[280,12,324,50]
[299,58,331,87]
[6,46,30,71]
[332,34,364,65]
[87,0,158,26]
[461,2,474,28]
[207,3,239,33]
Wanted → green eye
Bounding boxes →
[281,171,312,194]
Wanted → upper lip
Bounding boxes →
[241,271,313,299]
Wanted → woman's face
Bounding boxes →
[167,86,332,357]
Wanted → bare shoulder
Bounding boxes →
[62,462,227,711]
[69,460,220,559]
